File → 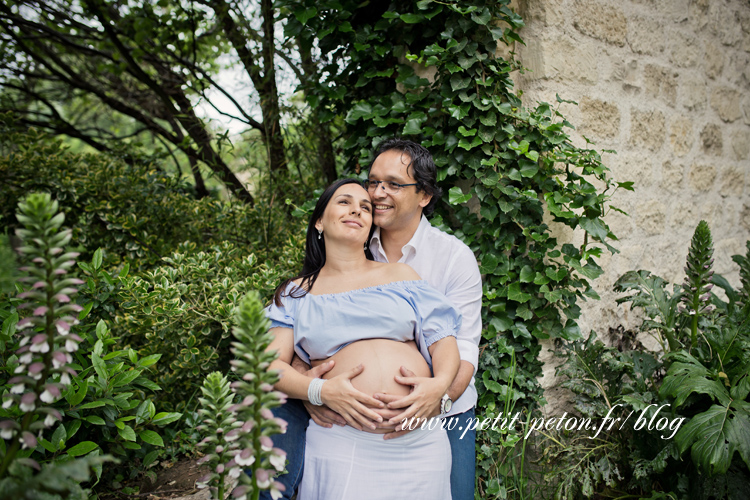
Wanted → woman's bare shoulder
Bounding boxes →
[382,262,421,281]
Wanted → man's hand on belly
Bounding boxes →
[372,367,442,440]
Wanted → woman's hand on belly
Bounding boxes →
[319,363,387,431]
[312,339,432,434]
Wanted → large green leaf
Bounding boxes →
[118,424,136,442]
[138,430,164,447]
[660,357,731,408]
[675,401,750,474]
[448,186,472,205]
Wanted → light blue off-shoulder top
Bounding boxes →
[265,280,462,366]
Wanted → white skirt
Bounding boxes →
[299,420,452,500]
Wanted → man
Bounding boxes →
[262,138,482,500]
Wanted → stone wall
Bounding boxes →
[508,0,750,409]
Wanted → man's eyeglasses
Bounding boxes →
[364,179,419,193]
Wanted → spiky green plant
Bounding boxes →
[228,292,287,500]
[0,193,109,498]
[732,241,750,307]
[194,292,287,500]
[196,372,240,500]
[678,220,715,350]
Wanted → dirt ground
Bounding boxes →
[99,456,212,500]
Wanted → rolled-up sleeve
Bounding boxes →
[409,282,462,352]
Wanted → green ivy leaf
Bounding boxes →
[83,416,106,425]
[399,13,422,23]
[519,266,534,283]
[294,7,317,25]
[489,314,512,334]
[403,119,423,135]
[345,102,373,123]
[448,186,472,205]
[450,74,471,91]
[579,217,609,241]
[507,283,531,303]
[470,7,491,25]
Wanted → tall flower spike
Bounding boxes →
[195,371,242,499]
[0,193,84,480]
[680,220,715,349]
[731,241,750,308]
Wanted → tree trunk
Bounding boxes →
[298,39,337,184]
[259,0,286,176]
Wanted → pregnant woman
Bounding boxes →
[265,178,461,499]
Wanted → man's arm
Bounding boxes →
[443,244,483,401]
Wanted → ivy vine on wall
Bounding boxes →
[280,0,631,492]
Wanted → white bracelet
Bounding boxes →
[307,378,326,406]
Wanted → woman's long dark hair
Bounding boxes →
[273,178,375,305]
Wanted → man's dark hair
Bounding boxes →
[370,138,442,217]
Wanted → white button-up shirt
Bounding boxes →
[370,215,483,417]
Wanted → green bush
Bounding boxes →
[0,118,305,270]
[1,118,308,415]
[116,239,303,410]
[547,221,750,499]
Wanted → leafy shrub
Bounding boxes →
[116,239,304,410]
[0,119,305,270]
[547,221,750,499]
[0,193,111,498]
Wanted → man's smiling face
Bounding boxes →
[368,149,431,232]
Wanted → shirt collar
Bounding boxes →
[370,215,430,262]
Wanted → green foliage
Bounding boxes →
[116,239,303,410]
[0,194,181,495]
[0,123,303,269]
[285,0,622,493]
[0,453,112,500]
[0,234,17,295]
[550,222,750,498]
[614,271,685,352]
[195,372,238,500]
[548,329,669,498]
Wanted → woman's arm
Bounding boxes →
[266,327,386,430]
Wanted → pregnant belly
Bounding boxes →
[311,339,431,431]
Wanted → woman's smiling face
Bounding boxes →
[314,183,373,245]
